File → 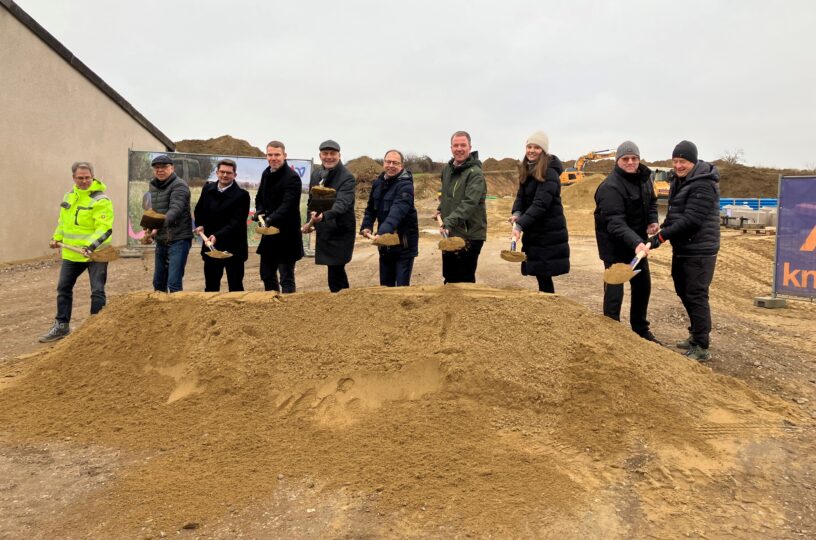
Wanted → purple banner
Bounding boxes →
[774,176,816,298]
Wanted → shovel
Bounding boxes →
[140,208,166,229]
[500,238,527,263]
[436,215,465,252]
[308,183,337,213]
[603,251,645,285]
[56,242,120,262]
[256,214,280,236]
[364,230,401,247]
[197,231,232,259]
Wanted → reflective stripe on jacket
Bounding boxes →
[52,178,114,262]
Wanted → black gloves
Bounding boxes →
[647,232,665,249]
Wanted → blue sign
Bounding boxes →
[774,176,816,298]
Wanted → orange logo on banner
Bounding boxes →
[801,225,816,252]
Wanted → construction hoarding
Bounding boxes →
[127,151,312,248]
[774,176,816,298]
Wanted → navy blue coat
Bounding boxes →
[511,156,570,277]
[360,169,419,259]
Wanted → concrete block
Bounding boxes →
[753,296,787,309]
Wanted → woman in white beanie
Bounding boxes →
[508,131,570,292]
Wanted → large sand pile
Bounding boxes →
[0,286,799,537]
[175,135,264,157]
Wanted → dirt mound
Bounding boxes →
[561,173,604,236]
[346,156,382,183]
[483,157,518,171]
[175,135,264,157]
[0,286,798,537]
[563,158,615,175]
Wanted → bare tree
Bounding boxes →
[720,148,745,165]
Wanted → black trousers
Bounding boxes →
[56,259,108,323]
[671,254,717,349]
[603,258,651,336]
[260,257,296,293]
[203,256,245,292]
[536,275,555,293]
[442,239,484,284]
[380,255,414,287]
[327,264,349,293]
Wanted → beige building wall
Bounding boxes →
[0,8,170,264]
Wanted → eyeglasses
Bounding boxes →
[620,156,639,162]
[384,160,402,166]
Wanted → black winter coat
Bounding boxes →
[661,161,721,257]
[255,163,304,264]
[594,164,658,263]
[511,156,570,277]
[308,162,356,266]
[149,173,193,243]
[194,181,250,261]
[360,169,419,259]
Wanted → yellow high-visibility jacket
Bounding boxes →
[52,179,114,262]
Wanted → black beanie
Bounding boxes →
[672,140,698,163]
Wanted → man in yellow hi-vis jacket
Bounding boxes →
[39,162,114,343]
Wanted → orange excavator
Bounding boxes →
[560,149,615,186]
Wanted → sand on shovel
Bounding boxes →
[603,261,640,285]
[500,249,526,263]
[139,209,166,229]
[439,236,466,252]
[372,233,400,247]
[88,246,120,262]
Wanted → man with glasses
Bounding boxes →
[593,141,660,343]
[39,161,114,342]
[144,154,193,292]
[193,158,250,291]
[360,150,419,286]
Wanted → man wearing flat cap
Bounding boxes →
[303,140,356,292]
[594,141,660,343]
[145,154,193,293]
[647,140,721,362]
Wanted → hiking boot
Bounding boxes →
[684,344,711,362]
[675,336,694,350]
[38,320,70,343]
[639,331,664,346]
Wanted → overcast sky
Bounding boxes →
[15,0,816,168]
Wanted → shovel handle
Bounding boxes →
[436,215,448,239]
[258,214,267,228]
[631,250,646,269]
[197,230,213,249]
[56,242,86,256]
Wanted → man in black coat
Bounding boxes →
[255,141,304,293]
[193,159,250,291]
[648,140,720,362]
[303,140,356,292]
[594,141,659,343]
[360,150,419,287]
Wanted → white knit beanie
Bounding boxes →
[526,131,549,154]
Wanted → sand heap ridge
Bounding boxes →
[0,286,801,537]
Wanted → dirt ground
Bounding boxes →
[1,183,815,538]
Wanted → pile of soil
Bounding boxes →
[483,157,519,171]
[175,135,264,157]
[0,286,799,537]
[561,173,605,235]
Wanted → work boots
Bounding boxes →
[38,320,70,343]
[675,336,693,349]
[685,344,711,362]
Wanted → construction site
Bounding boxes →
[1,152,815,538]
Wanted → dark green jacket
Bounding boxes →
[438,152,487,240]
